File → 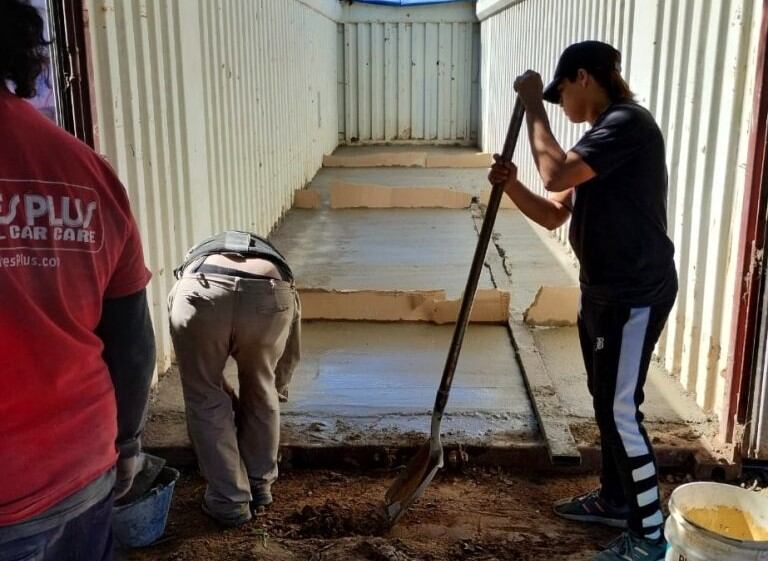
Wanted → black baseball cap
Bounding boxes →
[543,41,622,104]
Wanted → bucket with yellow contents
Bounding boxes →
[665,482,768,561]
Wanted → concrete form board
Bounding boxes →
[329,181,472,209]
[299,288,510,323]
[524,285,579,327]
[472,205,580,463]
[293,189,322,209]
[323,145,493,167]
[270,208,496,298]
[308,167,489,209]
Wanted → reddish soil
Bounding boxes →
[118,468,688,561]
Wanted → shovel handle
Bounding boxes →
[431,98,526,437]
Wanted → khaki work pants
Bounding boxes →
[168,273,300,520]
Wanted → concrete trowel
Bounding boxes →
[383,97,526,526]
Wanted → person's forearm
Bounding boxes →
[525,100,568,187]
[503,179,570,230]
[96,289,156,459]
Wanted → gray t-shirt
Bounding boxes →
[569,102,677,306]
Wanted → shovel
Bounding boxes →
[383,97,526,526]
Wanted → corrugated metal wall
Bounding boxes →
[86,0,339,371]
[340,2,480,143]
[479,0,763,418]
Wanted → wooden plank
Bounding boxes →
[470,204,581,465]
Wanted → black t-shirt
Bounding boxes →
[569,102,677,306]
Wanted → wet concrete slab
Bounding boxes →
[488,208,714,434]
[144,149,718,472]
[532,326,711,425]
[271,208,495,298]
[490,208,579,315]
[284,322,528,416]
[146,321,540,465]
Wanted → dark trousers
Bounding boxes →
[578,295,674,537]
[0,493,114,561]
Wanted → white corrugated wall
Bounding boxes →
[86,0,340,371]
[479,0,763,419]
[340,2,480,143]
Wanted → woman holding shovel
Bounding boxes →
[488,41,677,561]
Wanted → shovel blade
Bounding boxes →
[383,441,443,526]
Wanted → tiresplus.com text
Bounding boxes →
[0,253,60,268]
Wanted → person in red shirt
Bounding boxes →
[0,1,155,559]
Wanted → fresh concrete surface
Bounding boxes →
[532,326,710,425]
[284,322,528,415]
[271,208,495,298]
[489,208,714,437]
[491,208,579,315]
[147,321,539,456]
[145,147,717,471]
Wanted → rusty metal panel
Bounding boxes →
[479,0,763,418]
[86,0,340,370]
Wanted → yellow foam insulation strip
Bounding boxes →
[425,152,493,168]
[524,286,580,327]
[480,187,518,209]
[299,288,510,324]
[330,181,472,209]
[293,189,321,209]
[322,152,427,168]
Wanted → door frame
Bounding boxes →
[48,0,94,147]
[725,1,768,445]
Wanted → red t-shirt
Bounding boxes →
[0,88,151,524]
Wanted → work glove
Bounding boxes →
[114,454,142,499]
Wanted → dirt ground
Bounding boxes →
[118,467,693,561]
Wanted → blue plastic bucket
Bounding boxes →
[112,466,180,548]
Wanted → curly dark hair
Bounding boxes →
[0,0,50,99]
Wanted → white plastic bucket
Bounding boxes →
[665,482,768,561]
